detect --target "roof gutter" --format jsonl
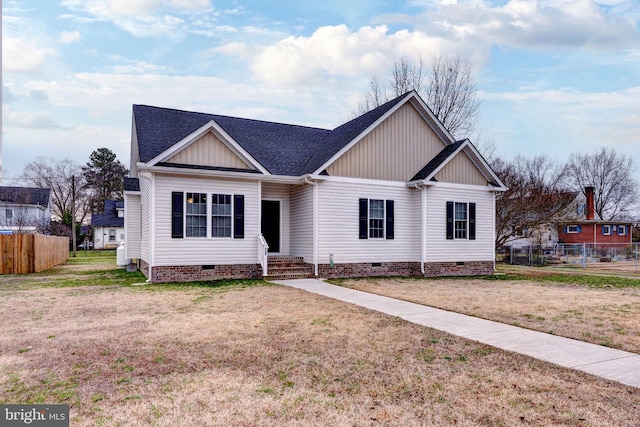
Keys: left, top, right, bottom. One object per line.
{"left": 136, "top": 163, "right": 305, "bottom": 184}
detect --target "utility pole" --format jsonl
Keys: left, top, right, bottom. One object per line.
{"left": 72, "top": 175, "right": 76, "bottom": 257}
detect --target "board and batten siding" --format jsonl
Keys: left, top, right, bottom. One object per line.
{"left": 424, "top": 185, "right": 494, "bottom": 262}
{"left": 261, "top": 183, "right": 291, "bottom": 256}
{"left": 124, "top": 194, "right": 141, "bottom": 259}
{"left": 316, "top": 180, "right": 419, "bottom": 264}
{"left": 326, "top": 103, "right": 447, "bottom": 181}
{"left": 151, "top": 174, "right": 259, "bottom": 266}
{"left": 434, "top": 151, "right": 487, "bottom": 186}
{"left": 290, "top": 184, "right": 313, "bottom": 261}
{"left": 166, "top": 131, "right": 250, "bottom": 170}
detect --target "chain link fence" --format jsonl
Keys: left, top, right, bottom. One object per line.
{"left": 504, "top": 243, "right": 639, "bottom": 273}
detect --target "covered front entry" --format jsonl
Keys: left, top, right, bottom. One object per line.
{"left": 261, "top": 200, "right": 280, "bottom": 253}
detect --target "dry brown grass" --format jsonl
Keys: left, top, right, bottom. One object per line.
{"left": 334, "top": 275, "right": 640, "bottom": 354}
{"left": 1, "top": 262, "right": 639, "bottom": 426}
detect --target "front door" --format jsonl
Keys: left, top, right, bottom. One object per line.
{"left": 261, "top": 200, "right": 280, "bottom": 253}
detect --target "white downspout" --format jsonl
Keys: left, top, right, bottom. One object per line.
{"left": 412, "top": 183, "right": 426, "bottom": 275}
{"left": 421, "top": 185, "right": 426, "bottom": 275}
{"left": 305, "top": 177, "right": 319, "bottom": 277}
{"left": 138, "top": 172, "right": 154, "bottom": 282}
{"left": 492, "top": 191, "right": 496, "bottom": 272}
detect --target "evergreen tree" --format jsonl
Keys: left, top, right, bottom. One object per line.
{"left": 82, "top": 148, "right": 128, "bottom": 213}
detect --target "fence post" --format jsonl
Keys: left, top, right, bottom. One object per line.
{"left": 636, "top": 243, "right": 638, "bottom": 273}
{"left": 529, "top": 245, "right": 533, "bottom": 266}
{"left": 582, "top": 242, "right": 586, "bottom": 269}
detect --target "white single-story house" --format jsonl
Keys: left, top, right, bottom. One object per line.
{"left": 124, "top": 91, "right": 507, "bottom": 282}
{"left": 91, "top": 200, "right": 125, "bottom": 249}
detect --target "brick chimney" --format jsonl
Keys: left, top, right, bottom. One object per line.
{"left": 585, "top": 186, "right": 595, "bottom": 220}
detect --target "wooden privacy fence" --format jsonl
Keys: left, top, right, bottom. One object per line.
{"left": 1, "top": 234, "right": 69, "bottom": 274}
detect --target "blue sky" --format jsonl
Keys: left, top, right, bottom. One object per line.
{"left": 2, "top": 0, "right": 639, "bottom": 186}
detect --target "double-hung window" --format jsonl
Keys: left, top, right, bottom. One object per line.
{"left": 5, "top": 209, "right": 12, "bottom": 219}
{"left": 211, "top": 194, "right": 232, "bottom": 238}
{"left": 446, "top": 201, "right": 476, "bottom": 240}
{"left": 186, "top": 193, "right": 207, "bottom": 237}
{"left": 602, "top": 224, "right": 611, "bottom": 235}
{"left": 359, "top": 198, "right": 394, "bottom": 240}
{"left": 172, "top": 192, "right": 244, "bottom": 239}
{"left": 368, "top": 199, "right": 385, "bottom": 238}
{"left": 454, "top": 202, "right": 468, "bottom": 239}
{"left": 618, "top": 225, "right": 626, "bottom": 236}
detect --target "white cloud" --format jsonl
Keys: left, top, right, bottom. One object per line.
{"left": 219, "top": 25, "right": 455, "bottom": 86}
{"left": 2, "top": 38, "right": 57, "bottom": 73}
{"left": 59, "top": 30, "right": 81, "bottom": 44}
{"left": 105, "top": 0, "right": 163, "bottom": 16}
{"left": 168, "top": 0, "right": 211, "bottom": 10}
{"left": 427, "top": 0, "right": 640, "bottom": 50}
{"left": 4, "top": 110, "right": 67, "bottom": 129}
{"left": 61, "top": 0, "right": 214, "bottom": 38}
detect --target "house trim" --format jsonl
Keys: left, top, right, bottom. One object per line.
{"left": 137, "top": 163, "right": 302, "bottom": 184}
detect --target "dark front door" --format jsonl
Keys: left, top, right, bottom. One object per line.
{"left": 261, "top": 200, "right": 280, "bottom": 253}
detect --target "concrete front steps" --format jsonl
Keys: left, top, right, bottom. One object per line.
{"left": 262, "top": 256, "right": 315, "bottom": 280}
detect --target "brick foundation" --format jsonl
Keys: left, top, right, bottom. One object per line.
{"left": 137, "top": 259, "right": 495, "bottom": 282}
{"left": 423, "top": 261, "right": 494, "bottom": 276}
{"left": 138, "top": 259, "right": 259, "bottom": 283}
{"left": 318, "top": 261, "right": 421, "bottom": 278}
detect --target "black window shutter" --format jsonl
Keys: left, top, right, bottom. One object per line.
{"left": 469, "top": 202, "right": 476, "bottom": 240}
{"left": 385, "top": 200, "right": 394, "bottom": 240}
{"left": 446, "top": 201, "right": 454, "bottom": 240}
{"left": 171, "top": 192, "right": 184, "bottom": 238}
{"left": 359, "top": 198, "right": 368, "bottom": 239}
{"left": 234, "top": 195, "right": 244, "bottom": 239}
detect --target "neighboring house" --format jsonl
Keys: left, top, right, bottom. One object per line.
{"left": 124, "top": 91, "right": 507, "bottom": 283}
{"left": 0, "top": 186, "right": 51, "bottom": 233}
{"left": 505, "top": 191, "right": 579, "bottom": 249}
{"left": 91, "top": 200, "right": 125, "bottom": 249}
{"left": 557, "top": 186, "right": 634, "bottom": 246}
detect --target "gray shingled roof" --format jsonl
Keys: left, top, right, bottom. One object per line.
{"left": 133, "top": 93, "right": 412, "bottom": 177}
{"left": 91, "top": 200, "right": 124, "bottom": 227}
{"left": 410, "top": 140, "right": 466, "bottom": 182}
{"left": 123, "top": 177, "right": 140, "bottom": 192}
{"left": 0, "top": 186, "right": 50, "bottom": 207}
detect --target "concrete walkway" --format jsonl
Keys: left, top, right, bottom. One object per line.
{"left": 272, "top": 278, "right": 640, "bottom": 389}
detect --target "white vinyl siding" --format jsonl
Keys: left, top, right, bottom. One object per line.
{"left": 290, "top": 184, "right": 313, "bottom": 261}
{"left": 425, "top": 185, "right": 494, "bottom": 262}
{"left": 152, "top": 174, "right": 258, "bottom": 266}
{"left": 261, "top": 183, "right": 291, "bottom": 256}
{"left": 316, "top": 180, "right": 418, "bottom": 264}
{"left": 124, "top": 194, "right": 141, "bottom": 259}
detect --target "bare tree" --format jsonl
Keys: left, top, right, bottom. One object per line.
{"left": 494, "top": 155, "right": 570, "bottom": 248}
{"left": 19, "top": 157, "right": 90, "bottom": 224}
{"left": 563, "top": 147, "right": 639, "bottom": 220}
{"left": 390, "top": 55, "right": 426, "bottom": 97}
{"left": 424, "top": 54, "right": 480, "bottom": 138}
{"left": 357, "top": 53, "right": 480, "bottom": 138}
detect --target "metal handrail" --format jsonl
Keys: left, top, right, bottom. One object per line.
{"left": 258, "top": 234, "right": 269, "bottom": 276}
